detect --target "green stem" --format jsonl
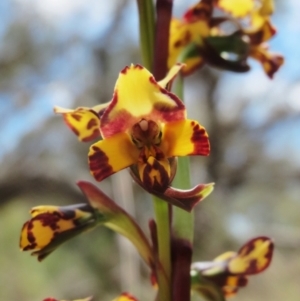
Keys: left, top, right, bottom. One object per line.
{"left": 172, "top": 75, "right": 194, "bottom": 242}
{"left": 136, "top": 0, "right": 155, "bottom": 70}
{"left": 153, "top": 196, "right": 171, "bottom": 301}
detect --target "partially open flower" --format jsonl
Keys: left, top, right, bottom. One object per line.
{"left": 20, "top": 204, "right": 102, "bottom": 261}
{"left": 20, "top": 182, "right": 155, "bottom": 268}
{"left": 191, "top": 236, "right": 274, "bottom": 300}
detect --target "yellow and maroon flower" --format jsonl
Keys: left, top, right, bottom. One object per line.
{"left": 55, "top": 64, "right": 212, "bottom": 211}
{"left": 20, "top": 203, "right": 101, "bottom": 261}
{"left": 191, "top": 236, "right": 274, "bottom": 299}
{"left": 168, "top": 0, "right": 283, "bottom": 78}
{"left": 88, "top": 64, "right": 209, "bottom": 189}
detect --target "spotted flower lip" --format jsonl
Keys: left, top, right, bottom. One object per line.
{"left": 191, "top": 236, "right": 274, "bottom": 298}
{"left": 168, "top": 0, "right": 283, "bottom": 78}
{"left": 130, "top": 162, "right": 214, "bottom": 212}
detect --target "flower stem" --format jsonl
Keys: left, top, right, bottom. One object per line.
{"left": 153, "top": 196, "right": 171, "bottom": 301}
{"left": 153, "top": 0, "right": 173, "bottom": 80}
{"left": 171, "top": 75, "right": 193, "bottom": 301}
{"left": 172, "top": 75, "right": 194, "bottom": 242}
{"left": 136, "top": 0, "right": 155, "bottom": 70}
{"left": 138, "top": 1, "right": 173, "bottom": 300}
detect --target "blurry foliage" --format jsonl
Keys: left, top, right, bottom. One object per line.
{"left": 0, "top": 0, "right": 300, "bottom": 300}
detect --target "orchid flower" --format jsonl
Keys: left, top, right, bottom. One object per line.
{"left": 168, "top": 0, "right": 283, "bottom": 78}
{"left": 55, "top": 64, "right": 213, "bottom": 212}
{"left": 20, "top": 203, "right": 101, "bottom": 261}
{"left": 191, "top": 236, "right": 274, "bottom": 300}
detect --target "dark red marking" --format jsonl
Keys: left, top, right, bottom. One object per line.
{"left": 174, "top": 30, "right": 191, "bottom": 48}
{"left": 191, "top": 124, "right": 210, "bottom": 156}
{"left": 134, "top": 64, "right": 143, "bottom": 70}
{"left": 149, "top": 76, "right": 157, "bottom": 85}
{"left": 245, "top": 259, "right": 260, "bottom": 274}
{"left": 82, "top": 129, "right": 100, "bottom": 142}
{"left": 142, "top": 158, "right": 170, "bottom": 192}
{"left": 87, "top": 118, "right": 98, "bottom": 130}
{"left": 120, "top": 66, "right": 129, "bottom": 74}
{"left": 63, "top": 115, "right": 80, "bottom": 136}
{"left": 89, "top": 146, "right": 114, "bottom": 181}
{"left": 71, "top": 113, "right": 82, "bottom": 121}
{"left": 27, "top": 230, "right": 36, "bottom": 244}
{"left": 100, "top": 91, "right": 118, "bottom": 129}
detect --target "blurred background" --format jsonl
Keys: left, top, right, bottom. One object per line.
{"left": 0, "top": 0, "right": 299, "bottom": 300}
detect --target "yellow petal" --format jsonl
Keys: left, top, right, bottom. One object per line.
{"left": 246, "top": 16, "right": 276, "bottom": 42}
{"left": 168, "top": 18, "right": 209, "bottom": 70}
{"left": 20, "top": 215, "right": 75, "bottom": 251}
{"left": 30, "top": 205, "right": 60, "bottom": 217}
{"left": 161, "top": 119, "right": 210, "bottom": 158}
{"left": 88, "top": 132, "right": 140, "bottom": 182}
{"left": 228, "top": 237, "right": 274, "bottom": 275}
{"left": 213, "top": 251, "right": 236, "bottom": 262}
{"left": 222, "top": 286, "right": 239, "bottom": 297}
{"left": 259, "top": 0, "right": 274, "bottom": 16}
{"left": 158, "top": 63, "right": 184, "bottom": 89}
{"left": 182, "top": 56, "right": 205, "bottom": 76}
{"left": 250, "top": 45, "right": 284, "bottom": 78}
{"left": 100, "top": 65, "right": 186, "bottom": 138}
{"left": 54, "top": 103, "right": 109, "bottom": 142}
{"left": 216, "top": 0, "right": 255, "bottom": 18}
